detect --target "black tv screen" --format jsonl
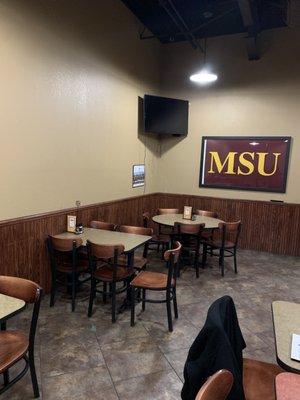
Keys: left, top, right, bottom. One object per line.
{"left": 144, "top": 94, "right": 189, "bottom": 136}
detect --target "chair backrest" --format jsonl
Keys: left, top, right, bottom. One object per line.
{"left": 174, "top": 222, "right": 205, "bottom": 235}
{"left": 90, "top": 220, "right": 116, "bottom": 231}
{"left": 195, "top": 370, "right": 233, "bottom": 400}
{"left": 0, "top": 276, "right": 42, "bottom": 351}
{"left": 119, "top": 225, "right": 153, "bottom": 236}
{"left": 218, "top": 221, "right": 242, "bottom": 247}
{"left": 48, "top": 236, "right": 83, "bottom": 252}
{"left": 164, "top": 241, "right": 182, "bottom": 286}
{"left": 157, "top": 208, "right": 179, "bottom": 215}
{"left": 196, "top": 210, "right": 218, "bottom": 219}
{"left": 87, "top": 241, "right": 124, "bottom": 260}
{"left": 86, "top": 241, "right": 125, "bottom": 282}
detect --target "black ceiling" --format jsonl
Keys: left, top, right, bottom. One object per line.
{"left": 121, "top": 0, "right": 288, "bottom": 59}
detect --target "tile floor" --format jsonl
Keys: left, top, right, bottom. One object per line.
{"left": 2, "top": 249, "right": 300, "bottom": 399}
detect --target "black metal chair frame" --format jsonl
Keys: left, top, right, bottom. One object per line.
{"left": 202, "top": 222, "right": 241, "bottom": 277}
{"left": 171, "top": 223, "right": 204, "bottom": 278}
{"left": 142, "top": 213, "right": 170, "bottom": 258}
{"left": 87, "top": 243, "right": 134, "bottom": 323}
{"left": 0, "top": 286, "right": 42, "bottom": 398}
{"left": 47, "top": 236, "right": 90, "bottom": 312}
{"left": 130, "top": 252, "right": 179, "bottom": 332}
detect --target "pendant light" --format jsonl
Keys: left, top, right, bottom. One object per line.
{"left": 189, "top": 38, "right": 218, "bottom": 85}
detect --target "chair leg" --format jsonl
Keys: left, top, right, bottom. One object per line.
{"left": 202, "top": 243, "right": 207, "bottom": 268}
{"left": 50, "top": 271, "right": 56, "bottom": 307}
{"left": 173, "top": 287, "right": 178, "bottom": 319}
{"left": 166, "top": 291, "right": 173, "bottom": 332}
{"left": 142, "top": 289, "right": 146, "bottom": 311}
{"left": 220, "top": 250, "right": 225, "bottom": 277}
{"left": 29, "top": 350, "right": 39, "bottom": 398}
{"left": 103, "top": 282, "right": 107, "bottom": 303}
{"left": 111, "top": 283, "right": 116, "bottom": 323}
{"left": 194, "top": 249, "right": 200, "bottom": 278}
{"left": 234, "top": 250, "right": 238, "bottom": 274}
{"left": 71, "top": 272, "right": 76, "bottom": 312}
{"left": 130, "top": 286, "right": 135, "bottom": 327}
{"left": 3, "top": 370, "right": 9, "bottom": 386}
{"left": 88, "top": 278, "right": 96, "bottom": 317}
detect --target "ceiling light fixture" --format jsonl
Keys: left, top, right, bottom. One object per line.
{"left": 190, "top": 38, "right": 218, "bottom": 85}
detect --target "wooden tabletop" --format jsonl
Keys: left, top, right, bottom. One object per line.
{"left": 0, "top": 293, "right": 25, "bottom": 323}
{"left": 272, "top": 301, "right": 300, "bottom": 373}
{"left": 275, "top": 372, "right": 300, "bottom": 399}
{"left": 152, "top": 213, "right": 223, "bottom": 229}
{"left": 54, "top": 227, "right": 152, "bottom": 253}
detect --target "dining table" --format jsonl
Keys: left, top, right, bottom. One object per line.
{"left": 54, "top": 227, "right": 152, "bottom": 312}
{"left": 272, "top": 300, "right": 300, "bottom": 373}
{"left": 54, "top": 227, "right": 152, "bottom": 267}
{"left": 0, "top": 293, "right": 26, "bottom": 329}
{"left": 152, "top": 213, "right": 223, "bottom": 229}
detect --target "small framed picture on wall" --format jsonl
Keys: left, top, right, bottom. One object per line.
{"left": 132, "top": 164, "right": 145, "bottom": 188}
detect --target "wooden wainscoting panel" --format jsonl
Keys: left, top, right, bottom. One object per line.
{"left": 157, "top": 193, "right": 300, "bottom": 256}
{"left": 0, "top": 192, "right": 299, "bottom": 293}
{"left": 0, "top": 194, "right": 157, "bottom": 292}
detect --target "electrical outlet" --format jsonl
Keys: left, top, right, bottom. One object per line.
{"left": 75, "top": 200, "right": 81, "bottom": 207}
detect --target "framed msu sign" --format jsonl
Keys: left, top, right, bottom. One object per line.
{"left": 199, "top": 136, "right": 291, "bottom": 193}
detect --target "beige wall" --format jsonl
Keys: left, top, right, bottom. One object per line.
{"left": 158, "top": 28, "right": 300, "bottom": 203}
{"left": 1, "top": 2, "right": 299, "bottom": 222}
{"left": 0, "top": 0, "right": 162, "bottom": 220}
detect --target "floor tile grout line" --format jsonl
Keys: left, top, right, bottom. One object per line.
{"left": 94, "top": 331, "right": 121, "bottom": 400}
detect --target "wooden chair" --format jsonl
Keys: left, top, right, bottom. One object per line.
{"left": 195, "top": 209, "right": 219, "bottom": 241}
{"left": 87, "top": 242, "right": 134, "bottom": 323}
{"left": 47, "top": 236, "right": 90, "bottom": 311}
{"left": 142, "top": 212, "right": 170, "bottom": 258}
{"left": 117, "top": 225, "right": 153, "bottom": 271}
{"left": 130, "top": 241, "right": 182, "bottom": 332}
{"left": 157, "top": 208, "right": 180, "bottom": 236}
{"left": 90, "top": 220, "right": 116, "bottom": 231}
{"left": 0, "top": 276, "right": 42, "bottom": 398}
{"left": 195, "top": 369, "right": 233, "bottom": 400}
{"left": 202, "top": 221, "right": 241, "bottom": 277}
{"left": 172, "top": 222, "right": 205, "bottom": 278}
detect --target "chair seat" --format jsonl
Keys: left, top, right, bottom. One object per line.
{"left": 243, "top": 358, "right": 283, "bottom": 400}
{"left": 0, "top": 331, "right": 28, "bottom": 373}
{"left": 201, "top": 230, "right": 213, "bottom": 240}
{"left": 151, "top": 234, "right": 170, "bottom": 244}
{"left": 56, "top": 260, "right": 89, "bottom": 273}
{"left": 130, "top": 271, "right": 174, "bottom": 290}
{"left": 94, "top": 265, "right": 134, "bottom": 282}
{"left": 206, "top": 239, "right": 235, "bottom": 249}
{"left": 118, "top": 255, "right": 148, "bottom": 270}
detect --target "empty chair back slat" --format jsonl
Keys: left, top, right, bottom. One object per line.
{"left": 49, "top": 236, "right": 83, "bottom": 252}
{"left": 218, "top": 221, "right": 242, "bottom": 246}
{"left": 119, "top": 225, "right": 153, "bottom": 236}
{"left": 196, "top": 210, "right": 218, "bottom": 218}
{"left": 157, "top": 208, "right": 179, "bottom": 215}
{"left": 87, "top": 242, "right": 124, "bottom": 260}
{"left": 195, "top": 369, "right": 234, "bottom": 400}
{"left": 0, "top": 276, "right": 41, "bottom": 304}
{"left": 174, "top": 222, "right": 205, "bottom": 235}
{"left": 90, "top": 220, "right": 116, "bottom": 231}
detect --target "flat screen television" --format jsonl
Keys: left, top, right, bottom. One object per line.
{"left": 143, "top": 94, "right": 189, "bottom": 136}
